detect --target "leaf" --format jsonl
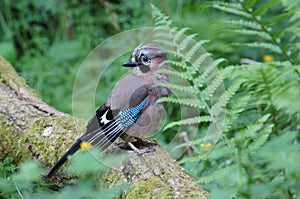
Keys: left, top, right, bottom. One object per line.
{"left": 233, "top": 42, "right": 281, "bottom": 54}
{"left": 157, "top": 97, "right": 205, "bottom": 109}
{"left": 264, "top": 11, "right": 292, "bottom": 26}
{"left": 163, "top": 115, "right": 211, "bottom": 130}
{"left": 225, "top": 19, "right": 260, "bottom": 29}
{"left": 252, "top": 0, "right": 280, "bottom": 16}
{"left": 212, "top": 2, "right": 251, "bottom": 18}
{"left": 229, "top": 29, "right": 272, "bottom": 40}
{"left": 256, "top": 131, "right": 300, "bottom": 175}
{"left": 247, "top": 124, "right": 273, "bottom": 153}
{"left": 156, "top": 82, "right": 199, "bottom": 94}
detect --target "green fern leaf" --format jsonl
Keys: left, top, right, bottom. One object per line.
{"left": 212, "top": 2, "right": 251, "bottom": 18}
{"left": 156, "top": 82, "right": 199, "bottom": 94}
{"left": 157, "top": 97, "right": 206, "bottom": 109}
{"left": 237, "top": 114, "right": 271, "bottom": 143}
{"left": 166, "top": 60, "right": 189, "bottom": 69}
{"left": 211, "top": 78, "right": 245, "bottom": 116}
{"left": 163, "top": 115, "right": 211, "bottom": 131}
{"left": 173, "top": 27, "right": 191, "bottom": 44}
{"left": 197, "top": 165, "right": 238, "bottom": 184}
{"left": 229, "top": 29, "right": 272, "bottom": 40}
{"left": 192, "top": 76, "right": 205, "bottom": 88}
{"left": 156, "top": 68, "right": 193, "bottom": 81}
{"left": 153, "top": 37, "right": 174, "bottom": 48}
{"left": 248, "top": 124, "right": 273, "bottom": 153}
{"left": 178, "top": 34, "right": 200, "bottom": 53}
{"left": 185, "top": 40, "right": 209, "bottom": 62}
{"left": 233, "top": 42, "right": 281, "bottom": 54}
{"left": 264, "top": 12, "right": 292, "bottom": 26}
{"left": 207, "top": 74, "right": 224, "bottom": 97}
{"left": 223, "top": 95, "right": 250, "bottom": 133}
{"left": 201, "top": 58, "right": 225, "bottom": 79}
{"left": 194, "top": 52, "right": 212, "bottom": 69}
{"left": 225, "top": 19, "right": 260, "bottom": 30}
{"left": 252, "top": 0, "right": 280, "bottom": 16}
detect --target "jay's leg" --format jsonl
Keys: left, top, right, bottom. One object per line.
{"left": 118, "top": 134, "right": 156, "bottom": 154}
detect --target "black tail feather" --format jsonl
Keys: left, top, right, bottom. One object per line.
{"left": 47, "top": 139, "right": 82, "bottom": 177}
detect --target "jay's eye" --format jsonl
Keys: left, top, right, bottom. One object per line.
{"left": 141, "top": 55, "right": 151, "bottom": 65}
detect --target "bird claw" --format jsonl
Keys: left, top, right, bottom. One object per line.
{"left": 127, "top": 142, "right": 154, "bottom": 154}
{"left": 116, "top": 138, "right": 156, "bottom": 154}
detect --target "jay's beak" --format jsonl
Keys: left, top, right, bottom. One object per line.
{"left": 122, "top": 60, "right": 139, "bottom": 67}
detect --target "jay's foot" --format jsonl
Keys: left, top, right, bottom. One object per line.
{"left": 127, "top": 142, "right": 154, "bottom": 154}
{"left": 117, "top": 138, "right": 157, "bottom": 154}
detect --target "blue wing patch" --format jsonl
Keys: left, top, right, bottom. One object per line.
{"left": 119, "top": 98, "right": 148, "bottom": 128}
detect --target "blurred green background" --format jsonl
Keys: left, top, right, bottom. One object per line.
{"left": 0, "top": 0, "right": 237, "bottom": 114}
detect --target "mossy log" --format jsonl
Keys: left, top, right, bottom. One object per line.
{"left": 0, "top": 56, "right": 208, "bottom": 198}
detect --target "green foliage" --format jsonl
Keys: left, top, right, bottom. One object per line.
{"left": 0, "top": 157, "right": 16, "bottom": 178}
{"left": 152, "top": 1, "right": 300, "bottom": 198}
{"left": 0, "top": 160, "right": 45, "bottom": 198}
{"left": 212, "top": 1, "right": 300, "bottom": 65}
{"left": 0, "top": 152, "right": 128, "bottom": 199}
{"left": 152, "top": 4, "right": 226, "bottom": 144}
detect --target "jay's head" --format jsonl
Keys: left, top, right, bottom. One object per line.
{"left": 122, "top": 43, "right": 168, "bottom": 73}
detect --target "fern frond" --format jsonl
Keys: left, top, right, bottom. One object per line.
{"left": 233, "top": 42, "right": 281, "bottom": 54}
{"left": 156, "top": 68, "right": 193, "bottom": 81}
{"left": 197, "top": 165, "right": 238, "bottom": 184}
{"left": 229, "top": 29, "right": 272, "bottom": 40}
{"left": 237, "top": 114, "right": 271, "bottom": 143}
{"left": 153, "top": 30, "right": 169, "bottom": 39}
{"left": 151, "top": 5, "right": 172, "bottom": 27}
{"left": 173, "top": 27, "right": 191, "bottom": 45}
{"left": 153, "top": 39, "right": 174, "bottom": 49}
{"left": 166, "top": 60, "right": 189, "bottom": 69}
{"left": 192, "top": 76, "right": 205, "bottom": 88}
{"left": 194, "top": 52, "right": 212, "bottom": 69}
{"left": 207, "top": 74, "right": 224, "bottom": 97}
{"left": 212, "top": 2, "right": 251, "bottom": 18}
{"left": 166, "top": 50, "right": 185, "bottom": 60}
{"left": 225, "top": 19, "right": 260, "bottom": 30}
{"left": 220, "top": 65, "right": 236, "bottom": 79}
{"left": 247, "top": 124, "right": 273, "bottom": 153}
{"left": 155, "top": 82, "right": 199, "bottom": 94}
{"left": 178, "top": 34, "right": 201, "bottom": 53}
{"left": 201, "top": 58, "right": 225, "bottom": 79}
{"left": 223, "top": 95, "right": 250, "bottom": 133}
{"left": 163, "top": 115, "right": 211, "bottom": 130}
{"left": 157, "top": 97, "right": 206, "bottom": 109}
{"left": 184, "top": 40, "right": 209, "bottom": 62}
{"left": 211, "top": 78, "right": 245, "bottom": 116}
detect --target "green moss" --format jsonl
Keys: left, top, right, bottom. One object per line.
{"left": 0, "top": 117, "right": 30, "bottom": 162}
{"left": 125, "top": 176, "right": 172, "bottom": 199}
{"left": 25, "top": 116, "right": 86, "bottom": 165}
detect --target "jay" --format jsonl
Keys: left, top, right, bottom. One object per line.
{"left": 47, "top": 44, "right": 170, "bottom": 177}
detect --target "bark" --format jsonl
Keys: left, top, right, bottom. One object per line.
{"left": 0, "top": 56, "right": 208, "bottom": 198}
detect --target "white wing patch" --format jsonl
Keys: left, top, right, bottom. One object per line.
{"left": 100, "top": 109, "right": 111, "bottom": 125}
